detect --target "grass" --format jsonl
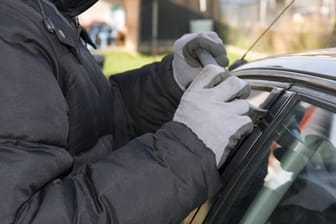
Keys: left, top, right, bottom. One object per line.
{"left": 100, "top": 50, "right": 164, "bottom": 76}
{"left": 100, "top": 49, "right": 243, "bottom": 77}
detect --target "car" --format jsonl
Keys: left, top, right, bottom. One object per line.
{"left": 87, "top": 22, "right": 118, "bottom": 49}
{"left": 182, "top": 48, "right": 336, "bottom": 224}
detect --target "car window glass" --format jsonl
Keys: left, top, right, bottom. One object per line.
{"left": 222, "top": 101, "right": 336, "bottom": 224}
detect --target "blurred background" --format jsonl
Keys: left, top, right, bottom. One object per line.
{"left": 80, "top": 0, "right": 336, "bottom": 75}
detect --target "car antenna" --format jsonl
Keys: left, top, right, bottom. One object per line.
{"left": 228, "top": 0, "right": 296, "bottom": 71}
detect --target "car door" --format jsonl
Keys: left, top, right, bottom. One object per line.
{"left": 182, "top": 77, "right": 293, "bottom": 224}
{"left": 183, "top": 69, "right": 336, "bottom": 224}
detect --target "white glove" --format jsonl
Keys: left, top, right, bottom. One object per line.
{"left": 172, "top": 32, "right": 229, "bottom": 90}
{"left": 173, "top": 65, "right": 254, "bottom": 167}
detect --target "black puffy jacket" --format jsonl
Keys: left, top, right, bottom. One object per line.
{"left": 0, "top": 0, "right": 221, "bottom": 223}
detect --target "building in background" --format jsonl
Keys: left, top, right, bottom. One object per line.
{"left": 79, "top": 0, "right": 221, "bottom": 52}
{"left": 220, "top": 0, "right": 336, "bottom": 28}
{"left": 79, "top": 0, "right": 336, "bottom": 53}
{"left": 123, "top": 0, "right": 221, "bottom": 52}
{"left": 138, "top": 0, "right": 221, "bottom": 52}
{"left": 220, "top": 0, "right": 336, "bottom": 53}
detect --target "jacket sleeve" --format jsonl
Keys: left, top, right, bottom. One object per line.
{"left": 109, "top": 55, "right": 183, "bottom": 139}
{"left": 1, "top": 123, "right": 221, "bottom": 224}
{"left": 0, "top": 10, "right": 221, "bottom": 224}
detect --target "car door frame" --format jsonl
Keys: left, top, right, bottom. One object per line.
{"left": 201, "top": 68, "right": 336, "bottom": 224}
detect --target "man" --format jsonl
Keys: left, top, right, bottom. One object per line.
{"left": 0, "top": 0, "right": 253, "bottom": 223}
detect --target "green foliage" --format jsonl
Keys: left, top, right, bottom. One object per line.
{"left": 217, "top": 20, "right": 242, "bottom": 45}
{"left": 217, "top": 20, "right": 232, "bottom": 44}
{"left": 101, "top": 50, "right": 165, "bottom": 76}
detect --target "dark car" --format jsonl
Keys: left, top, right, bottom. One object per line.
{"left": 183, "top": 48, "right": 336, "bottom": 224}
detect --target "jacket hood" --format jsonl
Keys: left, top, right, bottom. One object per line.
{"left": 51, "top": 0, "right": 98, "bottom": 17}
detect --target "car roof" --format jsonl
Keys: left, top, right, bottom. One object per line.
{"left": 234, "top": 48, "right": 336, "bottom": 81}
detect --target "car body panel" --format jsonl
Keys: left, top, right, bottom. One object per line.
{"left": 235, "top": 48, "right": 336, "bottom": 81}
{"left": 193, "top": 48, "right": 336, "bottom": 224}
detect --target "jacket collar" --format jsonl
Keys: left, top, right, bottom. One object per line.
{"left": 51, "top": 0, "right": 98, "bottom": 17}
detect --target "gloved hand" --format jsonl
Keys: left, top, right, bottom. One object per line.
{"left": 173, "top": 65, "right": 254, "bottom": 167}
{"left": 172, "top": 32, "right": 229, "bottom": 90}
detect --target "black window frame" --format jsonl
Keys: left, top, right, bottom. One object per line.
{"left": 201, "top": 72, "right": 336, "bottom": 224}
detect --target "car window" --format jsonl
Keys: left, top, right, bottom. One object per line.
{"left": 221, "top": 101, "right": 336, "bottom": 224}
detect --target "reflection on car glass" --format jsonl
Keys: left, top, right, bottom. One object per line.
{"left": 184, "top": 101, "right": 336, "bottom": 224}
{"left": 239, "top": 102, "right": 336, "bottom": 224}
